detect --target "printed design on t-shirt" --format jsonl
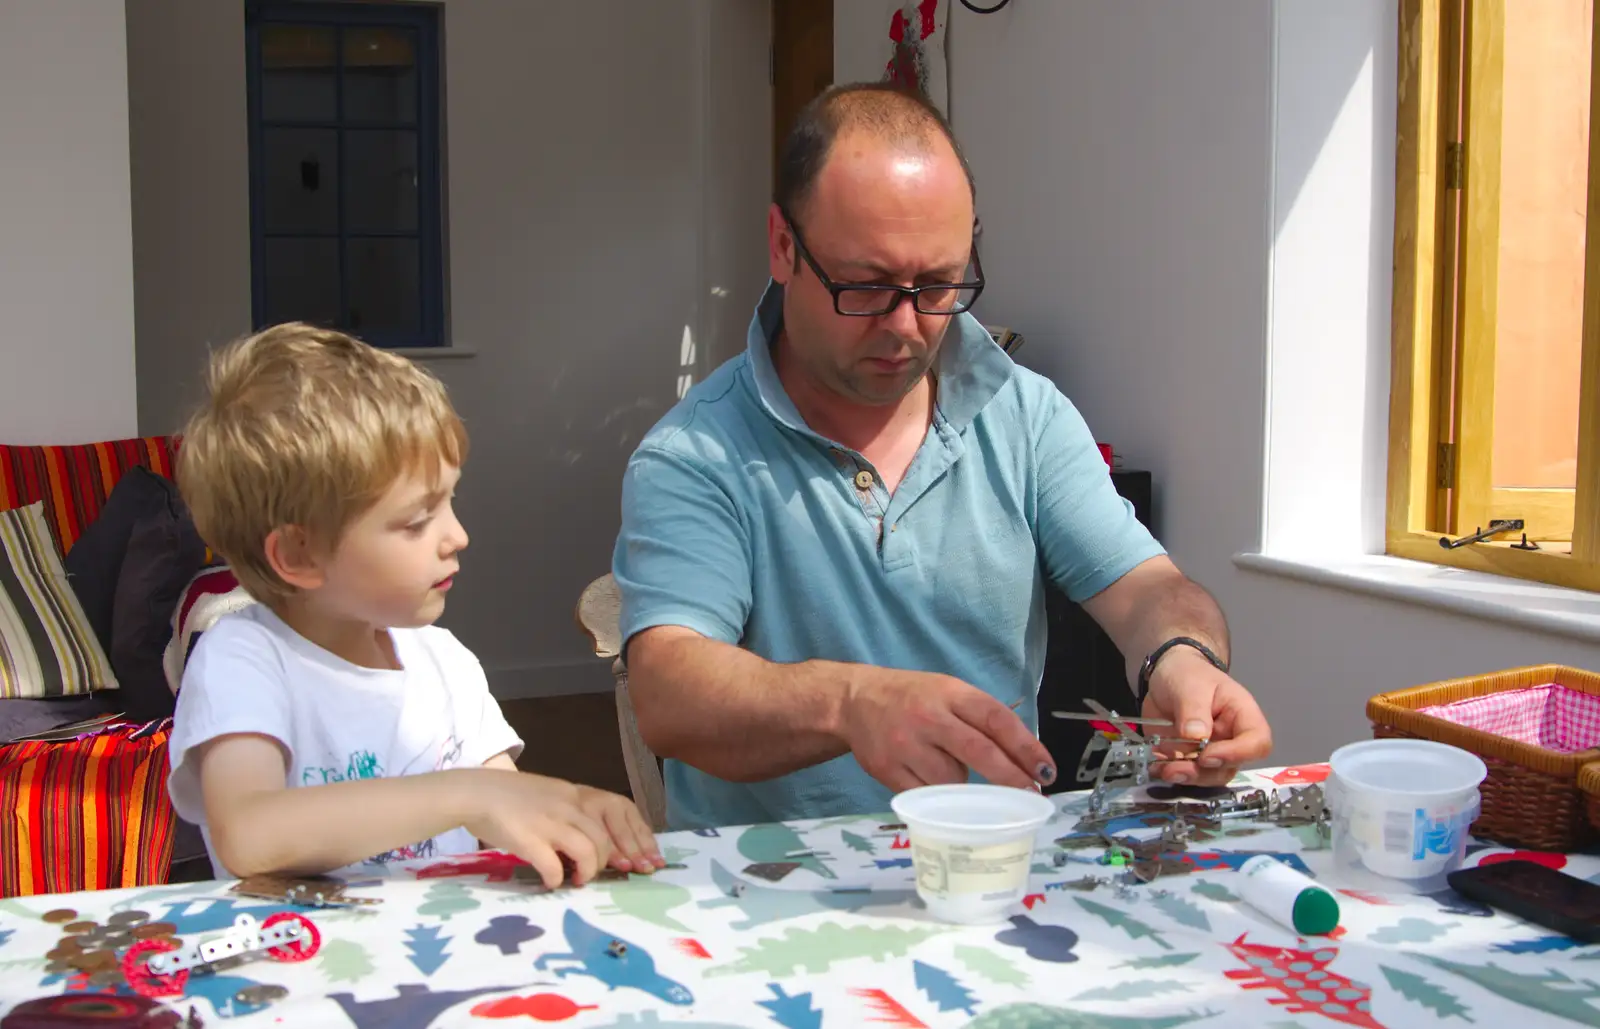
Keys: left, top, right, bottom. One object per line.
{"left": 303, "top": 749, "right": 384, "bottom": 786}
{"left": 351, "top": 733, "right": 464, "bottom": 868}
{"left": 363, "top": 733, "right": 467, "bottom": 866}
{"left": 365, "top": 838, "right": 441, "bottom": 867}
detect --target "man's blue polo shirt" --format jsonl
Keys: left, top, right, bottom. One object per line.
{"left": 612, "top": 282, "right": 1164, "bottom": 830}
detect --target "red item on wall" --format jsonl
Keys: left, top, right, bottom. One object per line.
{"left": 1097, "top": 443, "right": 1114, "bottom": 468}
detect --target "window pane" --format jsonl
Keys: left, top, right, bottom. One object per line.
{"left": 262, "top": 237, "right": 341, "bottom": 327}
{"left": 262, "top": 128, "right": 339, "bottom": 235}
{"left": 1491, "top": 0, "right": 1591, "bottom": 491}
{"left": 260, "top": 24, "right": 336, "bottom": 122}
{"left": 345, "top": 129, "right": 418, "bottom": 234}
{"left": 343, "top": 27, "right": 417, "bottom": 124}
{"left": 347, "top": 238, "right": 420, "bottom": 336}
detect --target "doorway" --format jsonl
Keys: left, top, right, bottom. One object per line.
{"left": 771, "top": 0, "right": 833, "bottom": 180}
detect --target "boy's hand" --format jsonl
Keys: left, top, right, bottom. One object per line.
{"left": 463, "top": 772, "right": 617, "bottom": 887}
{"left": 573, "top": 785, "right": 664, "bottom": 874}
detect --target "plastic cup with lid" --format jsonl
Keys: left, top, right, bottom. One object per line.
{"left": 1326, "top": 738, "right": 1486, "bottom": 893}
{"left": 890, "top": 783, "right": 1056, "bottom": 925}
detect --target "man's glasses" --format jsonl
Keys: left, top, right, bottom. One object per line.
{"left": 782, "top": 209, "right": 985, "bottom": 317}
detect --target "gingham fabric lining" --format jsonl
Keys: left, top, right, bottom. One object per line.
{"left": 1419, "top": 682, "right": 1600, "bottom": 753}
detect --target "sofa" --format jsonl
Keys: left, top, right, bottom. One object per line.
{"left": 0, "top": 434, "right": 228, "bottom": 893}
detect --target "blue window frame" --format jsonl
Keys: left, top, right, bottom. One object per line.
{"left": 245, "top": 0, "right": 445, "bottom": 348}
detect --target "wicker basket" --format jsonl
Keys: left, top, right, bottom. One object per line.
{"left": 1579, "top": 761, "right": 1600, "bottom": 834}
{"left": 1366, "top": 663, "right": 1600, "bottom": 852}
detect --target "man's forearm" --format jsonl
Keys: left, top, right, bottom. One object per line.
{"left": 1118, "top": 574, "right": 1230, "bottom": 688}
{"left": 210, "top": 767, "right": 495, "bottom": 877}
{"left": 625, "top": 629, "right": 856, "bottom": 782}
{"left": 1081, "top": 557, "right": 1230, "bottom": 690}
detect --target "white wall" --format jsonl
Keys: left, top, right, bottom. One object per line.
{"left": 0, "top": 1, "right": 138, "bottom": 445}
{"left": 835, "top": 0, "right": 1600, "bottom": 769}
{"left": 126, "top": 0, "right": 252, "bottom": 438}
{"left": 127, "top": 0, "right": 771, "bottom": 697}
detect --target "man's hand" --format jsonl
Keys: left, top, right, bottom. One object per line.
{"left": 839, "top": 669, "right": 1057, "bottom": 793}
{"left": 573, "top": 785, "right": 665, "bottom": 875}
{"left": 1140, "top": 647, "right": 1272, "bottom": 786}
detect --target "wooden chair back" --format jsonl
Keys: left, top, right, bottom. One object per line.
{"left": 575, "top": 573, "right": 667, "bottom": 831}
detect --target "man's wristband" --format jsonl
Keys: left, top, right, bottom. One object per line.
{"left": 1137, "top": 636, "right": 1228, "bottom": 704}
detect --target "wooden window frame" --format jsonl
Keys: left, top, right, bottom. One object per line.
{"left": 243, "top": 0, "right": 447, "bottom": 349}
{"left": 1386, "top": 0, "right": 1600, "bottom": 591}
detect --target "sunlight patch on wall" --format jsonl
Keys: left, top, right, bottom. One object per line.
{"left": 677, "top": 324, "right": 697, "bottom": 399}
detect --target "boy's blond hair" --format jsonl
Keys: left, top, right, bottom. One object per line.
{"left": 177, "top": 323, "right": 468, "bottom": 605}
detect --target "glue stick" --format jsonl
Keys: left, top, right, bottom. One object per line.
{"left": 1236, "top": 855, "right": 1340, "bottom": 935}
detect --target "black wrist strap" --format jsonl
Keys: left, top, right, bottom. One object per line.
{"left": 1137, "top": 636, "right": 1228, "bottom": 704}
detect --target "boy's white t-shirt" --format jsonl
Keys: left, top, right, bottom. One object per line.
{"left": 166, "top": 604, "right": 524, "bottom": 880}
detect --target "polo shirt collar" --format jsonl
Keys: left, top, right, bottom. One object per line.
{"left": 744, "top": 280, "right": 1010, "bottom": 439}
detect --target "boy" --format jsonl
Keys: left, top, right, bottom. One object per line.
{"left": 166, "top": 323, "right": 662, "bottom": 887}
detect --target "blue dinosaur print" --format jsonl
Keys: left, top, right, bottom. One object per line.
{"left": 532, "top": 909, "right": 694, "bottom": 1006}
{"left": 1177, "top": 851, "right": 1313, "bottom": 876}
{"left": 698, "top": 860, "right": 913, "bottom": 930}
{"left": 178, "top": 974, "right": 277, "bottom": 1019}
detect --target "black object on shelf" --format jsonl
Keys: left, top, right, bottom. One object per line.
{"left": 1037, "top": 468, "right": 1153, "bottom": 795}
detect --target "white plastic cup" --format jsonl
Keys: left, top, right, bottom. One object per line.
{"left": 1326, "top": 739, "right": 1486, "bottom": 892}
{"left": 890, "top": 783, "right": 1056, "bottom": 925}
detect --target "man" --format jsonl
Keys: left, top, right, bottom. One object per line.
{"left": 612, "top": 83, "right": 1271, "bottom": 830}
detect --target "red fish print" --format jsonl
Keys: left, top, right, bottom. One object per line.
{"left": 470, "top": 993, "right": 597, "bottom": 1021}
{"left": 1270, "top": 764, "right": 1331, "bottom": 785}
{"left": 673, "top": 938, "right": 712, "bottom": 960}
{"left": 414, "top": 850, "right": 529, "bottom": 882}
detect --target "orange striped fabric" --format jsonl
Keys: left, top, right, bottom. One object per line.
{"left": 0, "top": 722, "right": 176, "bottom": 896}
{"left": 0, "top": 436, "right": 183, "bottom": 894}
{"left": 0, "top": 436, "right": 179, "bottom": 557}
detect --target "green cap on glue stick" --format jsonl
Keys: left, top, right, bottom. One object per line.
{"left": 1237, "top": 854, "right": 1340, "bottom": 935}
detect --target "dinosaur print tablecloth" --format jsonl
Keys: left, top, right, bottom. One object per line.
{"left": 5, "top": 765, "right": 1600, "bottom": 1027}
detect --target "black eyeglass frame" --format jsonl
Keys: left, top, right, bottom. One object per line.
{"left": 780, "top": 207, "right": 986, "bottom": 317}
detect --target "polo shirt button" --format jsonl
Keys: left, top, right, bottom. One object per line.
{"left": 854, "top": 470, "right": 875, "bottom": 490}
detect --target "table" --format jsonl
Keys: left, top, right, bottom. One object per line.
{"left": 3, "top": 764, "right": 1600, "bottom": 1028}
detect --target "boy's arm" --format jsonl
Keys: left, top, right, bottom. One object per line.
{"left": 198, "top": 733, "right": 603, "bottom": 881}
{"left": 475, "top": 748, "right": 663, "bottom": 871}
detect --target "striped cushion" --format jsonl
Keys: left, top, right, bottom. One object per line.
{"left": 0, "top": 436, "right": 179, "bottom": 558}
{"left": 0, "top": 501, "right": 118, "bottom": 699}
{"left": 0, "top": 721, "right": 176, "bottom": 895}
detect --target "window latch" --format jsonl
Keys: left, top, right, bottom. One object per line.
{"left": 1439, "top": 518, "right": 1538, "bottom": 550}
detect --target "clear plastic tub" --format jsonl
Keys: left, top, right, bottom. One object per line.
{"left": 890, "top": 783, "right": 1055, "bottom": 924}
{"left": 1327, "top": 738, "right": 1486, "bottom": 893}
